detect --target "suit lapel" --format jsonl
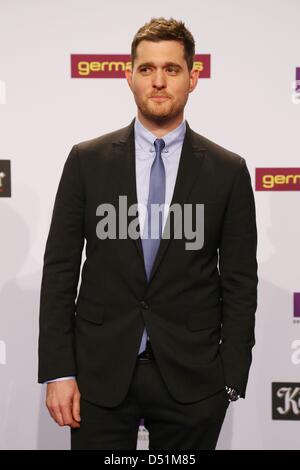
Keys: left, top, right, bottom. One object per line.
{"left": 111, "top": 118, "right": 207, "bottom": 285}
{"left": 112, "top": 118, "right": 144, "bottom": 262}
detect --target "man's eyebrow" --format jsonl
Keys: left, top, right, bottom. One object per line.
{"left": 137, "top": 62, "right": 183, "bottom": 70}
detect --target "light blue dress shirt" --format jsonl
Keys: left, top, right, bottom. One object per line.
{"left": 46, "top": 115, "right": 187, "bottom": 383}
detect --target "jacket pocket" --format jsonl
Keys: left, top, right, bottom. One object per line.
{"left": 76, "top": 298, "right": 104, "bottom": 325}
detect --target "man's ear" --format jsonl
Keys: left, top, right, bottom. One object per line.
{"left": 189, "top": 68, "right": 199, "bottom": 93}
{"left": 125, "top": 68, "right": 133, "bottom": 91}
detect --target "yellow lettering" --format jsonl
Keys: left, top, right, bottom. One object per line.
{"left": 274, "top": 175, "right": 286, "bottom": 184}
{"left": 262, "top": 175, "right": 274, "bottom": 189}
{"left": 90, "top": 61, "right": 101, "bottom": 72}
{"left": 262, "top": 173, "right": 300, "bottom": 188}
{"left": 78, "top": 61, "right": 90, "bottom": 76}
{"left": 286, "top": 174, "right": 300, "bottom": 184}
{"left": 109, "top": 62, "right": 125, "bottom": 71}
{"left": 193, "top": 61, "right": 204, "bottom": 72}
{"left": 101, "top": 61, "right": 109, "bottom": 70}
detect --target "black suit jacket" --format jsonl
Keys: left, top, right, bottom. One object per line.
{"left": 38, "top": 117, "right": 258, "bottom": 407}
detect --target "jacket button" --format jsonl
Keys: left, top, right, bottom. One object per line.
{"left": 140, "top": 300, "right": 149, "bottom": 309}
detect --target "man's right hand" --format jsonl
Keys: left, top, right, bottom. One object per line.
{"left": 46, "top": 379, "right": 81, "bottom": 428}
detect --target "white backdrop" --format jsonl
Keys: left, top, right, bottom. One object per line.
{"left": 0, "top": 0, "right": 299, "bottom": 450}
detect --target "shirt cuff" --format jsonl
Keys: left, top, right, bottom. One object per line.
{"left": 45, "top": 376, "right": 76, "bottom": 384}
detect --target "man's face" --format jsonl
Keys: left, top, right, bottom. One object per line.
{"left": 125, "top": 40, "right": 199, "bottom": 123}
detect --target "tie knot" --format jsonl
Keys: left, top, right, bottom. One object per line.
{"left": 154, "top": 138, "right": 165, "bottom": 154}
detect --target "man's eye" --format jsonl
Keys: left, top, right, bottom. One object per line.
{"left": 140, "top": 67, "right": 178, "bottom": 73}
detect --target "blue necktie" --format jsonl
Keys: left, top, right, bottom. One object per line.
{"left": 138, "top": 138, "right": 166, "bottom": 354}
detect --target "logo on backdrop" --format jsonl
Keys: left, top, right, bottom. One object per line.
{"left": 272, "top": 383, "right": 300, "bottom": 420}
{"left": 70, "top": 54, "right": 211, "bottom": 78}
{"left": 0, "top": 160, "right": 11, "bottom": 197}
{"left": 291, "top": 67, "right": 300, "bottom": 104}
{"left": 291, "top": 340, "right": 300, "bottom": 365}
{"left": 256, "top": 168, "right": 300, "bottom": 191}
{"left": 0, "top": 340, "right": 6, "bottom": 365}
{"left": 294, "top": 292, "right": 300, "bottom": 324}
{"left": 0, "top": 80, "right": 6, "bottom": 104}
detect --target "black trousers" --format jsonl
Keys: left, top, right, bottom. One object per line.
{"left": 71, "top": 355, "right": 229, "bottom": 450}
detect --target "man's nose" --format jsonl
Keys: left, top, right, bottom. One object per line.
{"left": 152, "top": 70, "right": 166, "bottom": 88}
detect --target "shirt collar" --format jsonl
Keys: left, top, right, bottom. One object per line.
{"left": 134, "top": 115, "right": 186, "bottom": 158}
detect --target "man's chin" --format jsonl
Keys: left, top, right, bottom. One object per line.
{"left": 143, "top": 107, "right": 173, "bottom": 122}
{"left": 138, "top": 101, "right": 182, "bottom": 123}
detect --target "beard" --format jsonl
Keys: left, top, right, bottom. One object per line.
{"left": 135, "top": 94, "right": 187, "bottom": 124}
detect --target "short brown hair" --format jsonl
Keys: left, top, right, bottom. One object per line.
{"left": 131, "top": 17, "right": 195, "bottom": 72}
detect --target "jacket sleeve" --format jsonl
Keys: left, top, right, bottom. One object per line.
{"left": 219, "top": 157, "right": 258, "bottom": 398}
{"left": 38, "top": 145, "right": 85, "bottom": 383}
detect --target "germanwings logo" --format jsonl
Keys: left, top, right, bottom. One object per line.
{"left": 71, "top": 54, "right": 211, "bottom": 78}
{"left": 256, "top": 168, "right": 300, "bottom": 191}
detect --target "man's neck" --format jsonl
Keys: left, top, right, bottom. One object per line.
{"left": 137, "top": 111, "right": 184, "bottom": 138}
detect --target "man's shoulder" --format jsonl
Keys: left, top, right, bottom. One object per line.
{"left": 189, "top": 126, "right": 245, "bottom": 170}
{"left": 74, "top": 120, "right": 133, "bottom": 153}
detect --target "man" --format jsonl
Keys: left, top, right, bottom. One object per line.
{"left": 38, "top": 17, "right": 258, "bottom": 450}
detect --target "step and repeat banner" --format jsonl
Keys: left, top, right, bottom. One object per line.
{"left": 0, "top": 0, "right": 299, "bottom": 450}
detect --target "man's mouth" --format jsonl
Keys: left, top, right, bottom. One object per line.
{"left": 150, "top": 96, "right": 170, "bottom": 101}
